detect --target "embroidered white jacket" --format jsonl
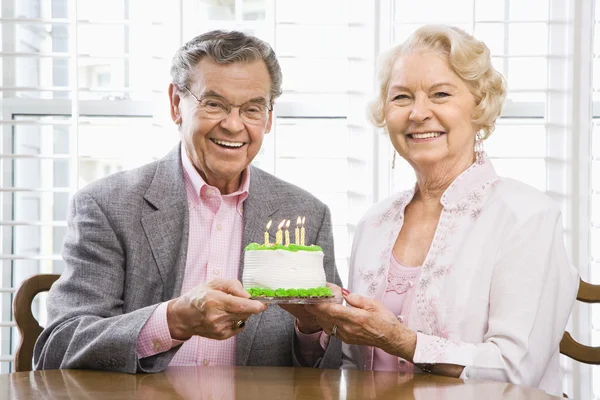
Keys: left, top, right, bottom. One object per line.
{"left": 343, "top": 155, "right": 579, "bottom": 396}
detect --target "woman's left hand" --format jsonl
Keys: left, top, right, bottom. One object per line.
{"left": 306, "top": 292, "right": 417, "bottom": 361}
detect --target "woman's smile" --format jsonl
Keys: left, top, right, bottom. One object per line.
{"left": 406, "top": 132, "right": 447, "bottom": 142}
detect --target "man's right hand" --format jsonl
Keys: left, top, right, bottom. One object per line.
{"left": 166, "top": 278, "right": 267, "bottom": 341}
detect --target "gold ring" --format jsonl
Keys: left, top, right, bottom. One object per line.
{"left": 232, "top": 320, "right": 246, "bottom": 329}
{"left": 331, "top": 324, "right": 338, "bottom": 337}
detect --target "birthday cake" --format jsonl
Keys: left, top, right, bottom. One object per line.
{"left": 242, "top": 218, "right": 333, "bottom": 299}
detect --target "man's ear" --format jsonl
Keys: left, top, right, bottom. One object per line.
{"left": 168, "top": 83, "right": 182, "bottom": 125}
{"left": 265, "top": 110, "right": 273, "bottom": 134}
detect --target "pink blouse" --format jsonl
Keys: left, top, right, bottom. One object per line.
{"left": 373, "top": 253, "right": 421, "bottom": 372}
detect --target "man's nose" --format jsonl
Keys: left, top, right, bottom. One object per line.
{"left": 220, "top": 107, "right": 245, "bottom": 132}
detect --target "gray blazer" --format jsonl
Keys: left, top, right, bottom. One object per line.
{"left": 34, "top": 144, "right": 342, "bottom": 373}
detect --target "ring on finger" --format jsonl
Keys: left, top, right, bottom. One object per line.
{"left": 331, "top": 324, "right": 338, "bottom": 337}
{"left": 232, "top": 319, "right": 246, "bottom": 330}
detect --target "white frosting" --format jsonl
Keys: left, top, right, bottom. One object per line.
{"left": 243, "top": 249, "right": 326, "bottom": 290}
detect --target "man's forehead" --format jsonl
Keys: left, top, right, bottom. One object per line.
{"left": 198, "top": 89, "right": 268, "bottom": 104}
{"left": 190, "top": 59, "right": 270, "bottom": 86}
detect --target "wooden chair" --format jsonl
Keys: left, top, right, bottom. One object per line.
{"left": 560, "top": 278, "right": 600, "bottom": 364}
{"left": 12, "top": 274, "right": 60, "bottom": 372}
{"left": 558, "top": 278, "right": 600, "bottom": 398}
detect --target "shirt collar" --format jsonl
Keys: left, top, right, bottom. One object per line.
{"left": 180, "top": 145, "right": 250, "bottom": 213}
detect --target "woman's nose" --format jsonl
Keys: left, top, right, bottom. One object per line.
{"left": 409, "top": 98, "right": 433, "bottom": 123}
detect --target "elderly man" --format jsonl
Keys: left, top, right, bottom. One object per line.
{"left": 34, "top": 30, "right": 342, "bottom": 372}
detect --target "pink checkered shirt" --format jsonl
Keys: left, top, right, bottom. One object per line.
{"left": 136, "top": 147, "right": 325, "bottom": 366}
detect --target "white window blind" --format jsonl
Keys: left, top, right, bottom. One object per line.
{"left": 590, "top": 2, "right": 600, "bottom": 399}
{"left": 0, "top": 0, "right": 179, "bottom": 372}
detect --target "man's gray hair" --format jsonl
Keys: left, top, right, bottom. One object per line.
{"left": 170, "top": 30, "right": 282, "bottom": 103}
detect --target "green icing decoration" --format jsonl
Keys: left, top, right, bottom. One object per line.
{"left": 245, "top": 286, "right": 333, "bottom": 298}
{"left": 244, "top": 243, "right": 323, "bottom": 252}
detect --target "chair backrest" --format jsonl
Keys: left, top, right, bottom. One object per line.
{"left": 12, "top": 274, "right": 60, "bottom": 372}
{"left": 560, "top": 278, "right": 600, "bottom": 364}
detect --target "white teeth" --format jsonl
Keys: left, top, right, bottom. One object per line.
{"left": 411, "top": 132, "right": 442, "bottom": 139}
{"left": 212, "top": 139, "right": 244, "bottom": 148}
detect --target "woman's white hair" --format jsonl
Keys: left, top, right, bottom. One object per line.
{"left": 368, "top": 25, "right": 507, "bottom": 139}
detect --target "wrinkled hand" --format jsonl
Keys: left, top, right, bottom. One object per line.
{"left": 306, "top": 291, "right": 416, "bottom": 360}
{"left": 279, "top": 284, "right": 343, "bottom": 334}
{"left": 166, "top": 278, "right": 267, "bottom": 341}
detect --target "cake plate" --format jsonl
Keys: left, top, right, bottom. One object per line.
{"left": 250, "top": 295, "right": 343, "bottom": 305}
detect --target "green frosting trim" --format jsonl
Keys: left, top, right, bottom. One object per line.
{"left": 244, "top": 243, "right": 323, "bottom": 252}
{"left": 246, "top": 286, "right": 333, "bottom": 298}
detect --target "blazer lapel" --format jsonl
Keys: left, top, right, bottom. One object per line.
{"left": 141, "top": 145, "right": 189, "bottom": 301}
{"left": 237, "top": 166, "right": 279, "bottom": 365}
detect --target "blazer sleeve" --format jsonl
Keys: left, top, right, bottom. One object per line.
{"left": 292, "top": 203, "right": 342, "bottom": 369}
{"left": 33, "top": 191, "right": 179, "bottom": 373}
{"left": 412, "top": 209, "right": 579, "bottom": 388}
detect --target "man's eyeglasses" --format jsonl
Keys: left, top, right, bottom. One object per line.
{"left": 184, "top": 87, "right": 272, "bottom": 125}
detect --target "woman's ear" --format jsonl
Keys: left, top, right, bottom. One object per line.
{"left": 168, "top": 83, "right": 182, "bottom": 125}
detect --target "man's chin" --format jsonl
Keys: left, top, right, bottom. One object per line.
{"left": 203, "top": 163, "right": 249, "bottom": 188}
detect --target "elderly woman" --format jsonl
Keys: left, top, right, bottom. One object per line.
{"left": 308, "top": 25, "right": 579, "bottom": 396}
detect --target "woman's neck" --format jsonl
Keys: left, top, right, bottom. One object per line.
{"left": 412, "top": 156, "right": 474, "bottom": 206}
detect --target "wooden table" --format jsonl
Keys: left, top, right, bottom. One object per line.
{"left": 1, "top": 366, "right": 562, "bottom": 399}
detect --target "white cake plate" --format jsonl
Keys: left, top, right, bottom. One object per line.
{"left": 250, "top": 295, "right": 343, "bottom": 305}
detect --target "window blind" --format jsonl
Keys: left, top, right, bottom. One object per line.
{"left": 0, "top": 0, "right": 177, "bottom": 372}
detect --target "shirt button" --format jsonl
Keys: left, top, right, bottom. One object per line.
{"left": 203, "top": 359, "right": 210, "bottom": 366}
{"left": 214, "top": 269, "right": 220, "bottom": 275}
{"left": 217, "top": 224, "right": 222, "bottom": 231}
{"left": 396, "top": 315, "right": 404, "bottom": 323}
{"left": 152, "top": 341, "right": 161, "bottom": 351}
